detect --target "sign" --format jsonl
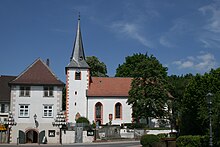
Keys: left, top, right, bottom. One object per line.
{"left": 0, "top": 124, "right": 7, "bottom": 131}
{"left": 48, "top": 130, "right": 55, "bottom": 137}
{"left": 87, "top": 130, "right": 94, "bottom": 136}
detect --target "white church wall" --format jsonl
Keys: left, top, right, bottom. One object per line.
{"left": 87, "top": 97, "right": 132, "bottom": 125}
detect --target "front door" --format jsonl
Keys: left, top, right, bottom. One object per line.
{"left": 26, "top": 130, "right": 38, "bottom": 143}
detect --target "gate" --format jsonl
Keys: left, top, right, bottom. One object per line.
{"left": 75, "top": 127, "right": 83, "bottom": 143}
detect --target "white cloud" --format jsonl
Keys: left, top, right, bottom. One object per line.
{"left": 172, "top": 52, "right": 217, "bottom": 72}
{"left": 110, "top": 21, "right": 152, "bottom": 47}
{"left": 199, "top": 1, "right": 220, "bottom": 33}
{"left": 159, "top": 36, "right": 174, "bottom": 48}
{"left": 198, "top": 1, "right": 220, "bottom": 48}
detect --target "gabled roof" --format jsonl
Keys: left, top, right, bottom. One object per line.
{"left": 0, "top": 75, "right": 16, "bottom": 102}
{"left": 66, "top": 16, "right": 89, "bottom": 69}
{"left": 9, "top": 58, "right": 64, "bottom": 86}
{"left": 87, "top": 77, "right": 132, "bottom": 97}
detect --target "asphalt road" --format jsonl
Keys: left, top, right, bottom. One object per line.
{"left": 0, "top": 141, "right": 141, "bottom": 147}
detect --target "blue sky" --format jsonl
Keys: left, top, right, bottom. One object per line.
{"left": 0, "top": 0, "right": 220, "bottom": 82}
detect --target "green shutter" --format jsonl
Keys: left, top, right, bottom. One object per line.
{"left": 39, "top": 130, "right": 45, "bottom": 144}
{"left": 18, "top": 130, "right": 25, "bottom": 144}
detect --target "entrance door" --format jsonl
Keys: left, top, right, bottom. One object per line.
{"left": 26, "top": 130, "right": 38, "bottom": 143}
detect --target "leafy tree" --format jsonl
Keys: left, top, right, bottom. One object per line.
{"left": 115, "top": 53, "right": 149, "bottom": 77}
{"left": 119, "top": 53, "right": 170, "bottom": 123}
{"left": 86, "top": 56, "right": 108, "bottom": 77}
{"left": 167, "top": 74, "right": 194, "bottom": 133}
{"left": 180, "top": 68, "right": 220, "bottom": 146}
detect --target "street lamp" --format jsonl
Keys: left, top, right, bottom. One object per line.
{"left": 52, "top": 111, "right": 66, "bottom": 144}
{"left": 206, "top": 92, "right": 213, "bottom": 147}
{"left": 3, "top": 111, "right": 17, "bottom": 144}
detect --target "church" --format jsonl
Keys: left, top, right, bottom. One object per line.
{"left": 65, "top": 17, "right": 133, "bottom": 126}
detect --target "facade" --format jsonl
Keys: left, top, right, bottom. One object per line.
{"left": 0, "top": 76, "right": 16, "bottom": 123}
{"left": 65, "top": 17, "right": 133, "bottom": 125}
{"left": 0, "top": 76, "right": 16, "bottom": 143}
{"left": 9, "top": 59, "right": 64, "bottom": 144}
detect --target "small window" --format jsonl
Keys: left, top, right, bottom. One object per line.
{"left": 43, "top": 105, "right": 53, "bottom": 117}
{"left": 75, "top": 71, "right": 81, "bottom": 80}
{"left": 44, "top": 86, "right": 54, "bottom": 97}
{"left": 20, "top": 86, "right": 30, "bottom": 97}
{"left": 19, "top": 104, "right": 29, "bottom": 117}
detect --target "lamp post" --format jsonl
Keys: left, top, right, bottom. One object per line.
{"left": 52, "top": 111, "right": 66, "bottom": 144}
{"left": 4, "top": 111, "right": 17, "bottom": 144}
{"left": 206, "top": 92, "right": 213, "bottom": 147}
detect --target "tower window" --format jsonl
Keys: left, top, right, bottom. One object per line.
{"left": 75, "top": 71, "right": 81, "bottom": 80}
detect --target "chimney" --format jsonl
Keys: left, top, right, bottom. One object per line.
{"left": 46, "top": 58, "right": 50, "bottom": 67}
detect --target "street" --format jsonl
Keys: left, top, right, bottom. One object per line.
{"left": 0, "top": 141, "right": 141, "bottom": 147}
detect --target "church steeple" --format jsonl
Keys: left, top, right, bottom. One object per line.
{"left": 67, "top": 14, "right": 89, "bottom": 69}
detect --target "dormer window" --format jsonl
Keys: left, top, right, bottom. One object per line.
{"left": 79, "top": 56, "right": 83, "bottom": 61}
{"left": 75, "top": 71, "right": 81, "bottom": 80}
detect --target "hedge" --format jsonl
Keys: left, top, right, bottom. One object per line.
{"left": 176, "top": 135, "right": 209, "bottom": 147}
{"left": 140, "top": 134, "right": 160, "bottom": 147}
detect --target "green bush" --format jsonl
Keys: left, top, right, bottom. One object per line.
{"left": 76, "top": 117, "right": 90, "bottom": 124}
{"left": 176, "top": 135, "right": 209, "bottom": 147}
{"left": 140, "top": 134, "right": 160, "bottom": 147}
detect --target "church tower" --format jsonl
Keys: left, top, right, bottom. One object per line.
{"left": 65, "top": 15, "right": 90, "bottom": 123}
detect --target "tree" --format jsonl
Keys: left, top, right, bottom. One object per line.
{"left": 180, "top": 68, "right": 220, "bottom": 145}
{"left": 167, "top": 74, "right": 194, "bottom": 132}
{"left": 115, "top": 53, "right": 149, "bottom": 77}
{"left": 118, "top": 53, "right": 170, "bottom": 123}
{"left": 86, "top": 56, "right": 108, "bottom": 77}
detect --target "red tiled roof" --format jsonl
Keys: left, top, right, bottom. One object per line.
{"left": 10, "top": 58, "right": 64, "bottom": 86}
{"left": 87, "top": 77, "right": 132, "bottom": 97}
{"left": 0, "top": 75, "right": 16, "bottom": 102}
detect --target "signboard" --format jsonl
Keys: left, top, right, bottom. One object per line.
{"left": 0, "top": 124, "right": 7, "bottom": 131}
{"left": 48, "top": 130, "right": 55, "bottom": 137}
{"left": 87, "top": 130, "right": 94, "bottom": 136}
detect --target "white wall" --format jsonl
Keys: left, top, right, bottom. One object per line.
{"left": 10, "top": 85, "right": 63, "bottom": 144}
{"left": 87, "top": 97, "right": 132, "bottom": 125}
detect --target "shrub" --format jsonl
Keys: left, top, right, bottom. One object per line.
{"left": 140, "top": 134, "right": 160, "bottom": 147}
{"left": 76, "top": 117, "right": 90, "bottom": 124}
{"left": 176, "top": 135, "right": 209, "bottom": 147}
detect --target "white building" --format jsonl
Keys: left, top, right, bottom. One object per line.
{"left": 9, "top": 59, "right": 64, "bottom": 144}
{"left": 65, "top": 17, "right": 133, "bottom": 125}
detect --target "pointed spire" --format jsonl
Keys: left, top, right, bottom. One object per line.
{"left": 67, "top": 14, "right": 89, "bottom": 69}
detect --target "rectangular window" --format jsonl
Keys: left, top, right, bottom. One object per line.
{"left": 44, "top": 86, "right": 54, "bottom": 97}
{"left": 75, "top": 72, "right": 81, "bottom": 80}
{"left": 43, "top": 105, "right": 53, "bottom": 117}
{"left": 19, "top": 104, "right": 29, "bottom": 117}
{"left": 20, "top": 86, "right": 30, "bottom": 97}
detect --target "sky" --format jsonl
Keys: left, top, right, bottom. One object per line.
{"left": 0, "top": 0, "right": 220, "bottom": 82}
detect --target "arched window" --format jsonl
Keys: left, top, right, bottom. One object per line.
{"left": 115, "top": 102, "right": 122, "bottom": 119}
{"left": 95, "top": 102, "right": 103, "bottom": 124}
